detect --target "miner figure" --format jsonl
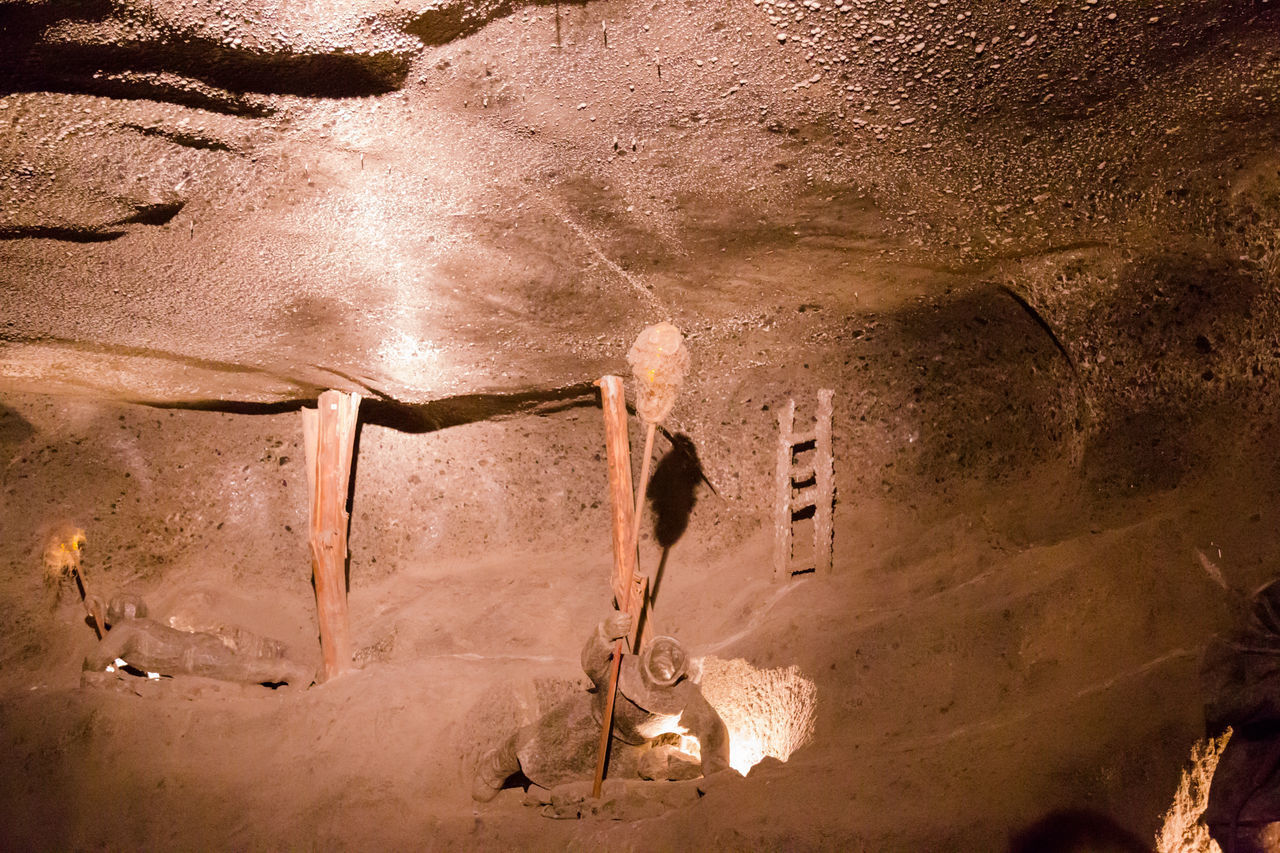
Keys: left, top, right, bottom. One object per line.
{"left": 83, "top": 593, "right": 313, "bottom": 689}
{"left": 472, "top": 611, "right": 732, "bottom": 801}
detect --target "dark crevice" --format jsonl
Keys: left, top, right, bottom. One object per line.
{"left": 27, "top": 40, "right": 412, "bottom": 97}
{"left": 114, "top": 201, "right": 185, "bottom": 227}
{"left": 997, "top": 283, "right": 1076, "bottom": 373}
{"left": 0, "top": 335, "right": 605, "bottom": 430}
{"left": 395, "top": 0, "right": 586, "bottom": 47}
{"left": 354, "top": 384, "right": 603, "bottom": 432}
{"left": 22, "top": 70, "right": 276, "bottom": 116}
{"left": 0, "top": 225, "right": 126, "bottom": 242}
{"left": 150, "top": 383, "right": 603, "bottom": 433}
{"left": 118, "top": 122, "right": 235, "bottom": 152}
{"left": 0, "top": 203, "right": 184, "bottom": 240}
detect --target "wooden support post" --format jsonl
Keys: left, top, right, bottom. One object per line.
{"left": 599, "top": 376, "right": 638, "bottom": 613}
{"left": 593, "top": 376, "right": 643, "bottom": 799}
{"left": 302, "top": 389, "right": 361, "bottom": 682}
{"left": 773, "top": 398, "right": 795, "bottom": 581}
{"left": 814, "top": 389, "right": 835, "bottom": 574}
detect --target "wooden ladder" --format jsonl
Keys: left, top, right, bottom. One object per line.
{"left": 774, "top": 389, "right": 835, "bottom": 581}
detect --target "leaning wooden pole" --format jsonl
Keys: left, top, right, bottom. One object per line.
{"left": 302, "top": 389, "right": 361, "bottom": 682}
{"left": 626, "top": 422, "right": 657, "bottom": 648}
{"left": 631, "top": 424, "right": 656, "bottom": 549}
{"left": 592, "top": 375, "right": 640, "bottom": 799}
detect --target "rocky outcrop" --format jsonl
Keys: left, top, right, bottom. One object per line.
{"left": 0, "top": 0, "right": 575, "bottom": 107}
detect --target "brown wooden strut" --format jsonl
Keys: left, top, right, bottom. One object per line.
{"left": 302, "top": 389, "right": 361, "bottom": 682}
{"left": 592, "top": 376, "right": 645, "bottom": 799}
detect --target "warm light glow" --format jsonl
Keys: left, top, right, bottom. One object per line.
{"left": 1155, "top": 728, "right": 1231, "bottom": 853}
{"left": 650, "top": 656, "right": 818, "bottom": 775}
{"left": 639, "top": 715, "right": 704, "bottom": 766}
{"left": 376, "top": 328, "right": 442, "bottom": 387}
{"left": 636, "top": 712, "right": 685, "bottom": 740}
{"left": 43, "top": 525, "right": 86, "bottom": 580}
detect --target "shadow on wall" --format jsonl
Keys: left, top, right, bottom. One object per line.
{"left": 1104, "top": 252, "right": 1259, "bottom": 365}
{"left": 398, "top": 0, "right": 589, "bottom": 46}
{"left": 1079, "top": 246, "right": 1266, "bottom": 497}
{"left": 890, "top": 283, "right": 1082, "bottom": 483}
{"left": 642, "top": 434, "right": 705, "bottom": 625}
{"left": 1008, "top": 809, "right": 1152, "bottom": 853}
{"left": 647, "top": 433, "right": 704, "bottom": 550}
{"left": 0, "top": 404, "right": 35, "bottom": 467}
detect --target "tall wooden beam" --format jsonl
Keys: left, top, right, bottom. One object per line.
{"left": 814, "top": 389, "right": 835, "bottom": 574}
{"left": 303, "top": 390, "right": 361, "bottom": 682}
{"left": 593, "top": 375, "right": 644, "bottom": 799}
{"left": 599, "top": 376, "right": 638, "bottom": 613}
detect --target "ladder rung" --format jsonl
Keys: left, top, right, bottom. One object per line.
{"left": 793, "top": 485, "right": 818, "bottom": 507}
{"left": 791, "top": 465, "right": 815, "bottom": 483}
{"left": 787, "top": 431, "right": 816, "bottom": 447}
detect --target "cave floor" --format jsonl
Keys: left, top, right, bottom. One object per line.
{"left": 1, "top": 375, "right": 1274, "bottom": 851}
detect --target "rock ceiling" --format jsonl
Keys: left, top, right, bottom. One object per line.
{"left": 0, "top": 0, "right": 1277, "bottom": 416}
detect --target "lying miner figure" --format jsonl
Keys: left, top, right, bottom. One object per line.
{"left": 82, "top": 593, "right": 313, "bottom": 689}
{"left": 472, "top": 611, "right": 732, "bottom": 802}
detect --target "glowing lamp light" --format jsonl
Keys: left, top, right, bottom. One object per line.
{"left": 43, "top": 526, "right": 87, "bottom": 580}
{"left": 647, "top": 657, "right": 817, "bottom": 776}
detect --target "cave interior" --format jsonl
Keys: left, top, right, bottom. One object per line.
{"left": 3, "top": 0, "right": 1280, "bottom": 849}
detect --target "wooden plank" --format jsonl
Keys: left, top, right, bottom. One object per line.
{"left": 598, "top": 376, "right": 637, "bottom": 609}
{"left": 593, "top": 375, "right": 641, "bottom": 798}
{"left": 304, "top": 389, "right": 361, "bottom": 682}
